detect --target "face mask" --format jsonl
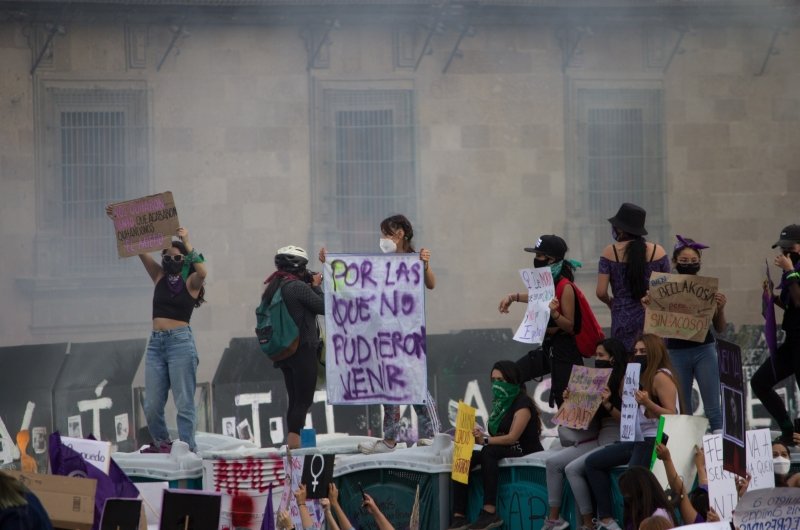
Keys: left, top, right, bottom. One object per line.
{"left": 379, "top": 238, "right": 397, "bottom": 254}
{"left": 491, "top": 380, "right": 519, "bottom": 400}
{"left": 162, "top": 260, "right": 183, "bottom": 275}
{"left": 533, "top": 258, "right": 549, "bottom": 269}
{"left": 632, "top": 355, "right": 648, "bottom": 372}
{"left": 676, "top": 263, "right": 701, "bottom": 275}
{"left": 595, "top": 360, "right": 613, "bottom": 369}
{"left": 774, "top": 456, "right": 791, "bottom": 475}
{"left": 787, "top": 252, "right": 800, "bottom": 266}
{"left": 612, "top": 227, "right": 620, "bottom": 242}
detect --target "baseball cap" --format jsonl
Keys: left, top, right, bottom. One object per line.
{"left": 524, "top": 235, "right": 568, "bottom": 260}
{"left": 772, "top": 224, "right": 800, "bottom": 249}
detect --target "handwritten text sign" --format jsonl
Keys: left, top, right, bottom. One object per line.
{"left": 60, "top": 435, "right": 111, "bottom": 474}
{"left": 110, "top": 192, "right": 180, "bottom": 258}
{"left": 733, "top": 488, "right": 800, "bottom": 530}
{"left": 644, "top": 272, "right": 718, "bottom": 342}
{"left": 717, "top": 339, "right": 746, "bottom": 477}
{"left": 745, "top": 428, "right": 775, "bottom": 491}
{"left": 620, "top": 363, "right": 641, "bottom": 442}
{"left": 324, "top": 254, "right": 427, "bottom": 405}
{"left": 552, "top": 366, "right": 611, "bottom": 430}
{"left": 513, "top": 267, "right": 555, "bottom": 345}
{"left": 451, "top": 401, "right": 477, "bottom": 485}
{"left": 703, "top": 434, "right": 739, "bottom": 521}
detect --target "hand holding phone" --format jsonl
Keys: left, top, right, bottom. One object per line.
{"left": 661, "top": 432, "right": 670, "bottom": 446}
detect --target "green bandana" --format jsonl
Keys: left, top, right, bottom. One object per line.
{"left": 487, "top": 380, "right": 521, "bottom": 436}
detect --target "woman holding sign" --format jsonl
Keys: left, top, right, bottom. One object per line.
{"left": 448, "top": 361, "right": 542, "bottom": 530}
{"left": 319, "top": 215, "right": 440, "bottom": 454}
{"left": 596, "top": 203, "right": 669, "bottom": 353}
{"left": 108, "top": 205, "right": 207, "bottom": 453}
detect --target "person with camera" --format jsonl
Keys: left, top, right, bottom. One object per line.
{"left": 263, "top": 245, "right": 324, "bottom": 449}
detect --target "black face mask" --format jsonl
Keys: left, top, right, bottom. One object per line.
{"left": 595, "top": 360, "right": 613, "bottom": 369}
{"left": 533, "top": 258, "right": 549, "bottom": 269}
{"left": 162, "top": 260, "right": 183, "bottom": 275}
{"left": 632, "top": 355, "right": 648, "bottom": 372}
{"left": 676, "top": 263, "right": 701, "bottom": 275}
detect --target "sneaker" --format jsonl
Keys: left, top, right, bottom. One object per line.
{"left": 542, "top": 518, "right": 569, "bottom": 530}
{"left": 416, "top": 438, "right": 433, "bottom": 447}
{"left": 594, "top": 519, "right": 622, "bottom": 530}
{"left": 358, "top": 439, "right": 396, "bottom": 454}
{"left": 141, "top": 441, "right": 172, "bottom": 454}
{"left": 468, "top": 510, "right": 503, "bottom": 530}
{"left": 447, "top": 515, "right": 470, "bottom": 530}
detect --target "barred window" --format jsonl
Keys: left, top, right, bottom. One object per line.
{"left": 314, "top": 87, "right": 416, "bottom": 253}
{"left": 42, "top": 88, "right": 149, "bottom": 275}
{"left": 569, "top": 87, "right": 666, "bottom": 259}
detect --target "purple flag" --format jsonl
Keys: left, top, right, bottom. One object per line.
{"left": 48, "top": 432, "right": 139, "bottom": 530}
{"left": 260, "top": 482, "right": 275, "bottom": 530}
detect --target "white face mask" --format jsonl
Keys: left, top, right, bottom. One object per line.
{"left": 774, "top": 456, "right": 791, "bottom": 475}
{"left": 379, "top": 238, "right": 397, "bottom": 254}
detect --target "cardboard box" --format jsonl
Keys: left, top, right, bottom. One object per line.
{"left": 6, "top": 471, "right": 96, "bottom": 530}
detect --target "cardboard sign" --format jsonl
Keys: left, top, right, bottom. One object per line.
{"left": 160, "top": 490, "right": 221, "bottom": 530}
{"left": 6, "top": 471, "right": 96, "bottom": 530}
{"left": 552, "top": 366, "right": 612, "bottom": 430}
{"left": 300, "top": 454, "right": 334, "bottom": 499}
{"left": 733, "top": 488, "right": 800, "bottom": 530}
{"left": 703, "top": 434, "right": 739, "bottom": 521}
{"left": 110, "top": 192, "right": 180, "bottom": 258}
{"left": 100, "top": 498, "right": 142, "bottom": 530}
{"left": 513, "top": 267, "right": 555, "bottom": 345}
{"left": 60, "top": 435, "right": 112, "bottom": 474}
{"left": 717, "top": 339, "right": 746, "bottom": 477}
{"left": 620, "top": 363, "right": 641, "bottom": 442}
{"left": 745, "top": 428, "right": 775, "bottom": 491}
{"left": 644, "top": 272, "right": 718, "bottom": 342}
{"left": 452, "top": 401, "right": 477, "bottom": 484}
{"left": 649, "top": 415, "right": 708, "bottom": 490}
{"left": 324, "top": 254, "right": 427, "bottom": 405}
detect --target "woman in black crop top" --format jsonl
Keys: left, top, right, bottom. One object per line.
{"left": 107, "top": 206, "right": 208, "bottom": 453}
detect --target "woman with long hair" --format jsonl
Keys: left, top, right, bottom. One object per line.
{"left": 597, "top": 203, "right": 669, "bottom": 353}
{"left": 264, "top": 245, "right": 324, "bottom": 450}
{"left": 618, "top": 467, "right": 676, "bottom": 530}
{"left": 448, "top": 361, "right": 543, "bottom": 530}
{"left": 542, "top": 338, "right": 628, "bottom": 530}
{"left": 106, "top": 205, "right": 208, "bottom": 452}
{"left": 584, "top": 334, "right": 681, "bottom": 530}
{"left": 499, "top": 235, "right": 584, "bottom": 409}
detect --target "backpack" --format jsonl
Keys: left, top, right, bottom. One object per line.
{"left": 255, "top": 280, "right": 300, "bottom": 361}
{"left": 556, "top": 277, "right": 604, "bottom": 358}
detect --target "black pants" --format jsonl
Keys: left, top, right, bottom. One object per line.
{"left": 750, "top": 333, "right": 800, "bottom": 428}
{"left": 516, "top": 333, "right": 583, "bottom": 408}
{"left": 452, "top": 445, "right": 524, "bottom": 515}
{"left": 277, "top": 344, "right": 318, "bottom": 434}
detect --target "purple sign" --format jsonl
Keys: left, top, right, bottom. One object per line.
{"left": 323, "top": 254, "right": 427, "bottom": 405}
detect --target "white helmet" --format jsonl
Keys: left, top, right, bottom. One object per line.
{"left": 275, "top": 245, "right": 309, "bottom": 270}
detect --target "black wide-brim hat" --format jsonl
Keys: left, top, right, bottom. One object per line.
{"left": 608, "top": 203, "right": 648, "bottom": 236}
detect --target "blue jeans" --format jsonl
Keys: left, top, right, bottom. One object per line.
{"left": 669, "top": 342, "right": 722, "bottom": 431}
{"left": 585, "top": 441, "right": 634, "bottom": 519}
{"left": 145, "top": 326, "right": 198, "bottom": 450}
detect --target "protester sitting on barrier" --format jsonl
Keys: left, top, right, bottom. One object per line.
{"left": 448, "top": 361, "right": 543, "bottom": 530}
{"left": 0, "top": 471, "right": 53, "bottom": 530}
{"left": 658, "top": 235, "right": 726, "bottom": 433}
{"left": 499, "top": 235, "right": 585, "bottom": 409}
{"left": 320, "top": 214, "right": 441, "bottom": 454}
{"left": 655, "top": 443, "right": 722, "bottom": 524}
{"left": 618, "top": 466, "right": 676, "bottom": 529}
{"left": 773, "top": 441, "right": 800, "bottom": 487}
{"left": 542, "top": 337, "right": 628, "bottom": 530}
{"left": 326, "top": 483, "right": 354, "bottom": 530}
{"left": 585, "top": 334, "right": 682, "bottom": 530}
{"left": 597, "top": 203, "right": 670, "bottom": 354}
{"left": 751, "top": 224, "right": 800, "bottom": 446}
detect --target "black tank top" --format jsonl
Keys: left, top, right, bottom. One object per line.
{"left": 152, "top": 276, "right": 196, "bottom": 322}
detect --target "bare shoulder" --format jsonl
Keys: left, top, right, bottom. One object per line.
{"left": 600, "top": 244, "right": 616, "bottom": 260}
{"left": 649, "top": 242, "right": 668, "bottom": 260}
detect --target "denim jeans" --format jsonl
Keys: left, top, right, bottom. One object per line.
{"left": 669, "top": 342, "right": 722, "bottom": 431}
{"left": 145, "top": 326, "right": 198, "bottom": 450}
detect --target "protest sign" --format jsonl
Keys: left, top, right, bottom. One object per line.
{"left": 109, "top": 192, "right": 180, "bottom": 258}
{"left": 762, "top": 260, "right": 778, "bottom": 373}
{"left": 620, "top": 363, "right": 641, "bottom": 442}
{"left": 100, "top": 498, "right": 142, "bottom": 530}
{"left": 324, "top": 254, "right": 427, "bottom": 405}
{"left": 60, "top": 435, "right": 111, "bottom": 474}
{"left": 513, "top": 267, "right": 555, "bottom": 345}
{"left": 733, "top": 488, "right": 800, "bottom": 530}
{"left": 160, "top": 490, "right": 221, "bottom": 530}
{"left": 552, "top": 366, "right": 611, "bottom": 430}
{"left": 281, "top": 456, "right": 323, "bottom": 529}
{"left": 452, "top": 401, "right": 477, "bottom": 484}
{"left": 745, "top": 428, "right": 775, "bottom": 491}
{"left": 703, "top": 434, "right": 738, "bottom": 521}
{"left": 644, "top": 272, "right": 718, "bottom": 342}
{"left": 649, "top": 415, "right": 708, "bottom": 490}
{"left": 300, "top": 454, "right": 334, "bottom": 499}
{"left": 717, "top": 339, "right": 746, "bottom": 477}
{"left": 681, "top": 523, "right": 730, "bottom": 529}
